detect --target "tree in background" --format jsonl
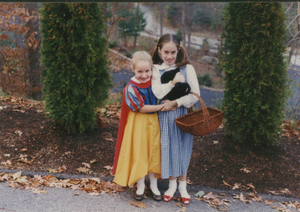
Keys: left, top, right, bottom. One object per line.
{"left": 0, "top": 3, "right": 42, "bottom": 99}
{"left": 166, "top": 2, "right": 225, "bottom": 52}
{"left": 220, "top": 3, "right": 288, "bottom": 146}
{"left": 25, "top": 3, "right": 42, "bottom": 100}
{"left": 104, "top": 2, "right": 134, "bottom": 45}
{"left": 118, "top": 3, "right": 146, "bottom": 47}
{"left": 41, "top": 3, "right": 111, "bottom": 133}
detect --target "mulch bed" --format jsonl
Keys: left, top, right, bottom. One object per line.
{"left": 0, "top": 96, "right": 300, "bottom": 198}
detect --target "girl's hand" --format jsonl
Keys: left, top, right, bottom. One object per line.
{"left": 171, "top": 72, "right": 185, "bottom": 85}
{"left": 156, "top": 104, "right": 165, "bottom": 111}
{"left": 161, "top": 100, "right": 178, "bottom": 111}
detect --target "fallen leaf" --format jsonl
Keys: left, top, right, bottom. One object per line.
{"left": 13, "top": 171, "right": 22, "bottom": 180}
{"left": 223, "top": 180, "right": 231, "bottom": 187}
{"left": 104, "top": 165, "right": 113, "bottom": 170}
{"left": 88, "top": 192, "right": 100, "bottom": 196}
{"left": 128, "top": 200, "right": 146, "bottom": 208}
{"left": 58, "top": 165, "right": 67, "bottom": 173}
{"left": 48, "top": 168, "right": 58, "bottom": 173}
{"left": 194, "top": 191, "right": 205, "bottom": 198}
{"left": 20, "top": 148, "right": 27, "bottom": 152}
{"left": 77, "top": 167, "right": 90, "bottom": 174}
{"left": 1, "top": 160, "right": 12, "bottom": 167}
{"left": 213, "top": 140, "right": 219, "bottom": 144}
{"left": 89, "top": 178, "right": 101, "bottom": 184}
{"left": 90, "top": 159, "right": 97, "bottom": 164}
{"left": 0, "top": 106, "right": 7, "bottom": 111}
{"left": 233, "top": 193, "right": 251, "bottom": 204}
{"left": 248, "top": 193, "right": 262, "bottom": 202}
{"left": 176, "top": 206, "right": 186, "bottom": 212}
{"left": 29, "top": 188, "right": 47, "bottom": 194}
{"left": 186, "top": 178, "right": 193, "bottom": 185}
{"left": 232, "top": 183, "right": 241, "bottom": 190}
{"left": 15, "top": 130, "right": 23, "bottom": 136}
{"left": 240, "top": 168, "right": 251, "bottom": 173}
{"left": 280, "top": 188, "right": 290, "bottom": 194}
{"left": 265, "top": 200, "right": 274, "bottom": 205}
{"left": 174, "top": 203, "right": 182, "bottom": 207}
{"left": 82, "top": 162, "right": 91, "bottom": 168}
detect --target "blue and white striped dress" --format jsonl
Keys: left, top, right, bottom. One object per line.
{"left": 158, "top": 66, "right": 193, "bottom": 179}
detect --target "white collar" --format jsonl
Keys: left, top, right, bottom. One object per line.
{"left": 158, "top": 63, "right": 177, "bottom": 71}
{"left": 131, "top": 76, "right": 150, "bottom": 83}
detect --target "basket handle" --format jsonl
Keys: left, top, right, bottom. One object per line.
{"left": 189, "top": 92, "right": 210, "bottom": 122}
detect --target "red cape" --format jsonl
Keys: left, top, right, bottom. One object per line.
{"left": 112, "top": 79, "right": 152, "bottom": 175}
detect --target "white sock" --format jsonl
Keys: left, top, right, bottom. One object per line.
{"left": 136, "top": 177, "right": 145, "bottom": 195}
{"left": 178, "top": 180, "right": 190, "bottom": 198}
{"left": 164, "top": 179, "right": 177, "bottom": 197}
{"left": 148, "top": 173, "right": 161, "bottom": 195}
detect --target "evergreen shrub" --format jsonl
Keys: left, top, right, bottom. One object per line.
{"left": 220, "top": 3, "right": 288, "bottom": 146}
{"left": 198, "top": 73, "right": 213, "bottom": 87}
{"left": 41, "top": 3, "right": 111, "bottom": 133}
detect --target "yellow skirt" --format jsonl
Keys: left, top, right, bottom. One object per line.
{"left": 114, "top": 111, "right": 161, "bottom": 186}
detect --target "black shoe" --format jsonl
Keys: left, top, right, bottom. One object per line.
{"left": 134, "top": 192, "right": 144, "bottom": 201}
{"left": 152, "top": 193, "right": 162, "bottom": 201}
{"left": 149, "top": 189, "right": 162, "bottom": 201}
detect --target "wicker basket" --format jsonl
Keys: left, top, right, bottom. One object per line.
{"left": 175, "top": 92, "right": 223, "bottom": 136}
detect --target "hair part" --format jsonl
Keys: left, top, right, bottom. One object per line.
{"left": 131, "top": 51, "right": 153, "bottom": 70}
{"left": 151, "top": 34, "right": 190, "bottom": 68}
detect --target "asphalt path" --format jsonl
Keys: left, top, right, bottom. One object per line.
{"left": 1, "top": 170, "right": 300, "bottom": 212}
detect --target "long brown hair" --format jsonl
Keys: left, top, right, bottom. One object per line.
{"left": 151, "top": 34, "right": 190, "bottom": 68}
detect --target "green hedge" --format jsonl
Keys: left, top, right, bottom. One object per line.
{"left": 220, "top": 3, "right": 288, "bottom": 146}
{"left": 41, "top": 3, "right": 111, "bottom": 133}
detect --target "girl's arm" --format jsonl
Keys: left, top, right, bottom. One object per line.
{"left": 138, "top": 104, "right": 164, "bottom": 113}
{"left": 151, "top": 66, "right": 174, "bottom": 99}
{"left": 175, "top": 65, "right": 200, "bottom": 108}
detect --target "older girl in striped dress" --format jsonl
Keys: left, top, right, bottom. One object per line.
{"left": 151, "top": 34, "right": 200, "bottom": 205}
{"left": 113, "top": 51, "right": 167, "bottom": 201}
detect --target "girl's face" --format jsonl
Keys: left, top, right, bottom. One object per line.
{"left": 133, "top": 60, "right": 152, "bottom": 83}
{"left": 158, "top": 42, "right": 178, "bottom": 66}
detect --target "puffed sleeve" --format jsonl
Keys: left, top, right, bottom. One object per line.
{"left": 175, "top": 64, "right": 200, "bottom": 108}
{"left": 125, "top": 84, "right": 144, "bottom": 111}
{"left": 151, "top": 65, "right": 174, "bottom": 99}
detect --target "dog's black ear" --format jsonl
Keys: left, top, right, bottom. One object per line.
{"left": 160, "top": 67, "right": 181, "bottom": 84}
{"left": 164, "top": 82, "right": 191, "bottom": 100}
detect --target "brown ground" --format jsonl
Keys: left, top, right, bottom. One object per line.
{"left": 0, "top": 95, "right": 300, "bottom": 198}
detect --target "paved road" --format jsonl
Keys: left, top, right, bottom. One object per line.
{"left": 1, "top": 169, "right": 300, "bottom": 212}
{"left": 110, "top": 67, "right": 299, "bottom": 114}
{"left": 110, "top": 68, "right": 223, "bottom": 108}
{"left": 138, "top": 4, "right": 219, "bottom": 53}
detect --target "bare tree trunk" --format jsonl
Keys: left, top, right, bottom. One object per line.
{"left": 187, "top": 30, "right": 191, "bottom": 53}
{"left": 25, "top": 3, "right": 42, "bottom": 100}
{"left": 0, "top": 66, "right": 5, "bottom": 94}
{"left": 133, "top": 3, "right": 139, "bottom": 49}
{"left": 181, "top": 3, "right": 186, "bottom": 47}
{"left": 159, "top": 3, "right": 164, "bottom": 36}
{"left": 0, "top": 52, "right": 8, "bottom": 94}
{"left": 110, "top": 3, "right": 119, "bottom": 43}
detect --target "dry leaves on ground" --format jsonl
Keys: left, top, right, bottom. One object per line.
{"left": 0, "top": 172, "right": 125, "bottom": 195}
{"left": 196, "top": 190, "right": 300, "bottom": 212}
{"left": 127, "top": 200, "right": 146, "bottom": 208}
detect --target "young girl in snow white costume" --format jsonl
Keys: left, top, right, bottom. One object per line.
{"left": 112, "top": 51, "right": 168, "bottom": 201}
{"left": 151, "top": 34, "right": 200, "bottom": 205}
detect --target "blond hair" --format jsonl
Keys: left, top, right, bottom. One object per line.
{"left": 131, "top": 51, "right": 153, "bottom": 70}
